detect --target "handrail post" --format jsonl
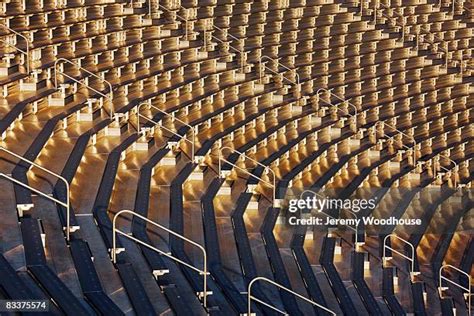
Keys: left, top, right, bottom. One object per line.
{"left": 342, "top": 208, "right": 359, "bottom": 246}
{"left": 112, "top": 210, "right": 208, "bottom": 307}
{"left": 445, "top": 42, "right": 450, "bottom": 71}
{"left": 185, "top": 8, "right": 189, "bottom": 40}
{"left": 0, "top": 146, "right": 71, "bottom": 241}
{"left": 136, "top": 101, "right": 151, "bottom": 136}
{"left": 247, "top": 277, "right": 336, "bottom": 315}
{"left": 240, "top": 39, "right": 245, "bottom": 73}
{"left": 373, "top": 0, "right": 378, "bottom": 23}
{"left": 204, "top": 21, "right": 209, "bottom": 51}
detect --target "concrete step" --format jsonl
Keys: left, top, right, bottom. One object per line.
{"left": 0, "top": 179, "right": 26, "bottom": 271}
{"left": 76, "top": 216, "right": 133, "bottom": 313}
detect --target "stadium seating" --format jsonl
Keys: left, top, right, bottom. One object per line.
{"left": 0, "top": 0, "right": 472, "bottom": 314}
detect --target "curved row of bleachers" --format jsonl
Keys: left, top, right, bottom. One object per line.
{"left": 0, "top": 0, "right": 472, "bottom": 314}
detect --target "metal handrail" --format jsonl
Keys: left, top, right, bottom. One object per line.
{"left": 148, "top": 1, "right": 293, "bottom": 77}
{"left": 315, "top": 88, "right": 358, "bottom": 118}
{"left": 383, "top": 234, "right": 416, "bottom": 277}
{"left": 299, "top": 190, "right": 360, "bottom": 247}
{"left": 259, "top": 55, "right": 300, "bottom": 88}
{"left": 360, "top": 0, "right": 365, "bottom": 15}
{"left": 376, "top": 121, "right": 417, "bottom": 166}
{"left": 201, "top": 13, "right": 246, "bottom": 72}
{"left": 440, "top": 153, "right": 459, "bottom": 172}
{"left": 145, "top": 1, "right": 247, "bottom": 72}
{"left": 299, "top": 189, "right": 326, "bottom": 201}
{"left": 341, "top": 208, "right": 360, "bottom": 244}
{"left": 373, "top": 0, "right": 379, "bottom": 22}
{"left": 377, "top": 2, "right": 407, "bottom": 40}
{"left": 369, "top": 1, "right": 464, "bottom": 73}
{"left": 144, "top": 0, "right": 186, "bottom": 20}
{"left": 432, "top": 152, "right": 459, "bottom": 187}
{"left": 210, "top": 23, "right": 242, "bottom": 47}
{"left": 54, "top": 58, "right": 114, "bottom": 119}
{"left": 376, "top": 120, "right": 415, "bottom": 146}
{"left": 136, "top": 102, "right": 196, "bottom": 162}
{"left": 376, "top": 2, "right": 462, "bottom": 71}
{"left": 218, "top": 146, "right": 276, "bottom": 206}
{"left": 420, "top": 35, "right": 452, "bottom": 70}
{"left": 112, "top": 209, "right": 209, "bottom": 307}
{"left": 451, "top": 0, "right": 472, "bottom": 15}
{"left": 247, "top": 277, "right": 336, "bottom": 315}
{"left": 439, "top": 264, "right": 471, "bottom": 316}
{"left": 417, "top": 27, "right": 452, "bottom": 69}
{"left": 0, "top": 24, "right": 31, "bottom": 74}
{"left": 378, "top": 2, "right": 435, "bottom": 45}
{"left": 157, "top": 2, "right": 190, "bottom": 39}
{"left": 0, "top": 146, "right": 71, "bottom": 241}
{"left": 207, "top": 30, "right": 246, "bottom": 72}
